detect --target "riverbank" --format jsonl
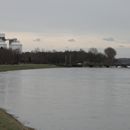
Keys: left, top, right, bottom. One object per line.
{"left": 0, "top": 108, "right": 35, "bottom": 130}
{"left": 0, "top": 64, "right": 57, "bottom": 72}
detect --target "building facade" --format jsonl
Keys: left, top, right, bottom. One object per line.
{"left": 0, "top": 33, "right": 22, "bottom": 52}
{"left": 0, "top": 33, "right": 7, "bottom": 49}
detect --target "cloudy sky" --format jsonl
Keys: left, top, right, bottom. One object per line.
{"left": 0, "top": 0, "right": 130, "bottom": 57}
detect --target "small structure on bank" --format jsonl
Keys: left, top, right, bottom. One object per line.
{"left": 0, "top": 33, "right": 22, "bottom": 53}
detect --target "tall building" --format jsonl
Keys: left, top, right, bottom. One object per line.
{"left": 0, "top": 33, "right": 22, "bottom": 52}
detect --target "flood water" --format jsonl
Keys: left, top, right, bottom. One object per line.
{"left": 0, "top": 68, "right": 130, "bottom": 130}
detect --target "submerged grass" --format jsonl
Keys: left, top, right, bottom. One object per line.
{"left": 0, "top": 64, "right": 57, "bottom": 72}
{"left": 0, "top": 108, "right": 35, "bottom": 130}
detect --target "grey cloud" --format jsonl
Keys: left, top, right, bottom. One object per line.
{"left": 33, "top": 38, "right": 41, "bottom": 42}
{"left": 0, "top": 0, "right": 130, "bottom": 35}
{"left": 119, "top": 45, "right": 125, "bottom": 48}
{"left": 103, "top": 37, "right": 115, "bottom": 42}
{"left": 118, "top": 41, "right": 129, "bottom": 44}
{"left": 68, "top": 39, "right": 76, "bottom": 42}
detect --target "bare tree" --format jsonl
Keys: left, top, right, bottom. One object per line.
{"left": 88, "top": 48, "right": 98, "bottom": 55}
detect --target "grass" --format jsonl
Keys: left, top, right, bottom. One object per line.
{"left": 0, "top": 64, "right": 57, "bottom": 72}
{"left": 0, "top": 108, "right": 35, "bottom": 130}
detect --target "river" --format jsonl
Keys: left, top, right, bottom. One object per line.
{"left": 0, "top": 68, "right": 130, "bottom": 130}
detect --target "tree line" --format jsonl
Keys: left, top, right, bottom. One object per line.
{"left": 0, "top": 47, "right": 117, "bottom": 67}
{"left": 0, "top": 48, "right": 20, "bottom": 64}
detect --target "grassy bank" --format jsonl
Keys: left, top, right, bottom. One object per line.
{"left": 0, "top": 108, "right": 34, "bottom": 130}
{"left": 0, "top": 64, "right": 57, "bottom": 72}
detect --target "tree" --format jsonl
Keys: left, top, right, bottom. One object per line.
{"left": 104, "top": 47, "right": 116, "bottom": 59}
{"left": 88, "top": 48, "right": 98, "bottom": 55}
{"left": 104, "top": 47, "right": 117, "bottom": 66}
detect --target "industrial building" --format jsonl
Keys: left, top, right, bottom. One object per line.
{"left": 0, "top": 33, "right": 22, "bottom": 53}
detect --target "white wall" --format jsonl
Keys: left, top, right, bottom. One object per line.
{"left": 0, "top": 42, "right": 7, "bottom": 48}
{"left": 9, "top": 42, "right": 22, "bottom": 53}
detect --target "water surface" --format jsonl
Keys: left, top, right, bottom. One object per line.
{"left": 0, "top": 68, "right": 130, "bottom": 130}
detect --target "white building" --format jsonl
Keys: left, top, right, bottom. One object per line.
{"left": 0, "top": 33, "right": 7, "bottom": 49}
{"left": 9, "top": 39, "right": 22, "bottom": 53}
{"left": 0, "top": 33, "right": 22, "bottom": 53}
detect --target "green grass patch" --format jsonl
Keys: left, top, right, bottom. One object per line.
{"left": 0, "top": 108, "right": 34, "bottom": 130}
{"left": 0, "top": 64, "right": 57, "bottom": 72}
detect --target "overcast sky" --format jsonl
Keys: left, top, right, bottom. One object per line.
{"left": 0, "top": 0, "right": 130, "bottom": 57}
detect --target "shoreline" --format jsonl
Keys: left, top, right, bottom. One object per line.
{"left": 0, "top": 64, "right": 57, "bottom": 72}
{"left": 0, "top": 64, "right": 129, "bottom": 73}
{"left": 0, "top": 108, "right": 35, "bottom": 130}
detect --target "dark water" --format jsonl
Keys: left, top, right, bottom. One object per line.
{"left": 0, "top": 68, "right": 130, "bottom": 130}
